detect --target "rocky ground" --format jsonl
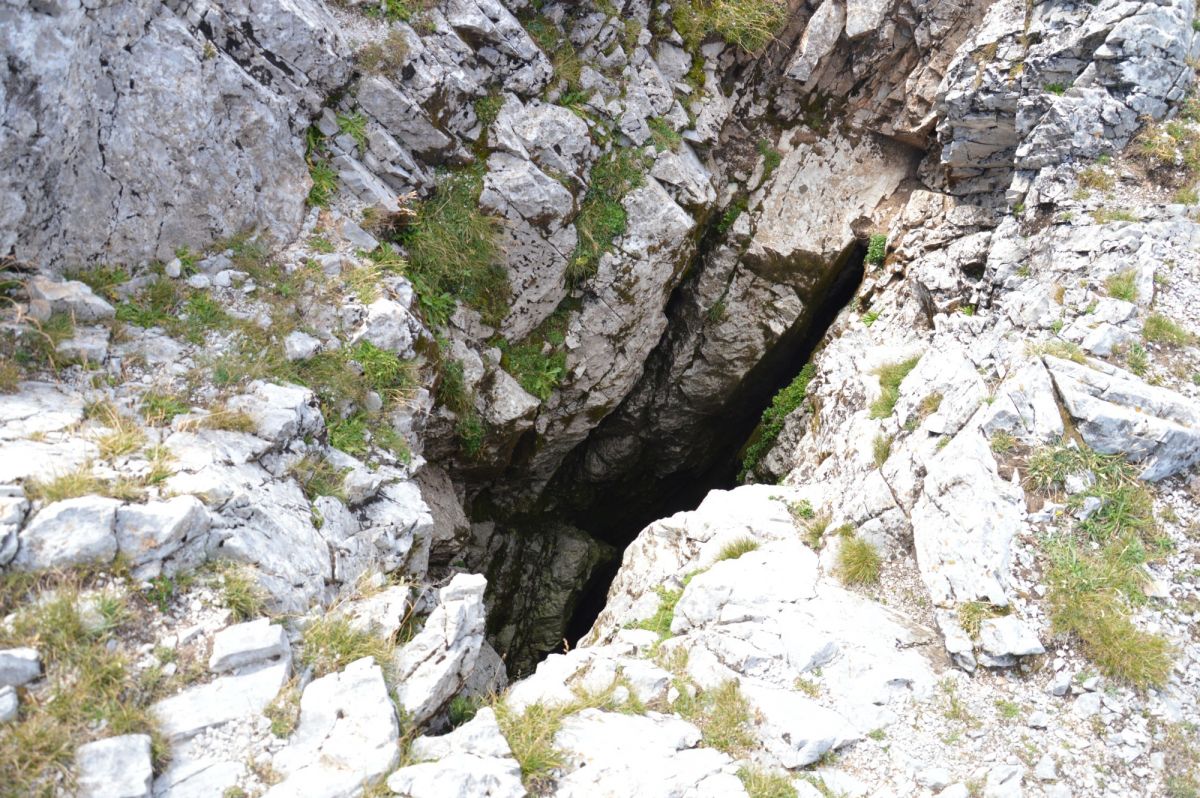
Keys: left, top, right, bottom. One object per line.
{"left": 3, "top": 0, "right": 1200, "bottom": 796}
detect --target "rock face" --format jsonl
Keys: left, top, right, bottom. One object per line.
{"left": 266, "top": 657, "right": 400, "bottom": 797}
{"left": 75, "top": 734, "right": 154, "bottom": 798}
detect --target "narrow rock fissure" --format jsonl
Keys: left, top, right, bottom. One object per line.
{"left": 468, "top": 238, "right": 868, "bottom": 675}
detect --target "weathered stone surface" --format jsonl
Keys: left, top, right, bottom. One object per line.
{"left": 152, "top": 661, "right": 290, "bottom": 741}
{"left": 1, "top": 1, "right": 318, "bottom": 267}
{"left": 75, "top": 734, "right": 153, "bottom": 798}
{"left": 208, "top": 619, "right": 290, "bottom": 673}
{"left": 0, "top": 684, "right": 16, "bottom": 723}
{"left": 386, "top": 751, "right": 524, "bottom": 798}
{"left": 1045, "top": 355, "right": 1200, "bottom": 481}
{"left": 0, "top": 647, "right": 41, "bottom": 687}
{"left": 266, "top": 657, "right": 399, "bottom": 797}
{"left": 392, "top": 573, "right": 487, "bottom": 724}
{"left": 12, "top": 496, "right": 121, "bottom": 572}
{"left": 27, "top": 277, "right": 115, "bottom": 321}
{"left": 115, "top": 496, "right": 209, "bottom": 577}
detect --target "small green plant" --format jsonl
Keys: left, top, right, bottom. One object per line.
{"left": 290, "top": 455, "right": 349, "bottom": 502}
{"left": 1077, "top": 166, "right": 1114, "bottom": 192}
{"left": 715, "top": 537, "right": 759, "bottom": 562}
{"left": 867, "top": 728, "right": 886, "bottom": 741}
{"left": 670, "top": 0, "right": 789, "bottom": 54}
{"left": 789, "top": 500, "right": 814, "bottom": 520}
{"left": 448, "top": 695, "right": 481, "bottom": 728}
{"left": 756, "top": 138, "right": 782, "bottom": 180}
{"left": 1092, "top": 207, "right": 1139, "bottom": 224}
{"left": 1106, "top": 270, "right": 1138, "bottom": 301}
{"left": 141, "top": 392, "right": 190, "bottom": 424}
{"left": 674, "top": 679, "right": 756, "bottom": 754}
{"left": 634, "top": 584, "right": 685, "bottom": 640}
{"left": 307, "top": 159, "right": 338, "bottom": 208}
{"left": 994, "top": 699, "right": 1022, "bottom": 720}
{"left": 567, "top": 148, "right": 649, "bottom": 285}
{"left": 739, "top": 363, "right": 816, "bottom": 481}
{"left": 868, "top": 356, "right": 920, "bottom": 419}
{"left": 300, "top": 617, "right": 394, "bottom": 677}
{"left": 1143, "top": 313, "right": 1195, "bottom": 346}
{"left": 1044, "top": 82, "right": 1067, "bottom": 95}
{"left": 865, "top": 234, "right": 887, "bottom": 265}
{"left": 648, "top": 117, "right": 682, "bottom": 152}
{"left": 0, "top": 357, "right": 20, "bottom": 393}
{"left": 499, "top": 339, "right": 566, "bottom": 401}
{"left": 738, "top": 765, "right": 798, "bottom": 798}
{"left": 1123, "top": 342, "right": 1149, "bottom": 376}
{"left": 990, "top": 430, "right": 1017, "bottom": 454}
{"left": 403, "top": 166, "right": 508, "bottom": 326}
{"left": 861, "top": 309, "right": 880, "bottom": 327}
{"left": 872, "top": 434, "right": 892, "bottom": 468}
{"left": 219, "top": 567, "right": 268, "bottom": 622}
{"left": 837, "top": 535, "right": 881, "bottom": 586}
{"left": 717, "top": 195, "right": 748, "bottom": 234}
{"left": 493, "top": 700, "right": 569, "bottom": 792}
{"left": 336, "top": 112, "right": 368, "bottom": 151}
{"left": 264, "top": 682, "right": 301, "bottom": 737}
{"left": 24, "top": 464, "right": 106, "bottom": 504}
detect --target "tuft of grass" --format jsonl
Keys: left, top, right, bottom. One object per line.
{"left": 264, "top": 682, "right": 301, "bottom": 738}
{"left": 1143, "top": 313, "right": 1195, "bottom": 347}
{"left": 801, "top": 512, "right": 830, "bottom": 550}
{"left": 1028, "top": 442, "right": 1173, "bottom": 687}
{"left": 740, "top": 363, "right": 816, "bottom": 481}
{"left": 0, "top": 584, "right": 168, "bottom": 793}
{"left": 0, "top": 357, "right": 20, "bottom": 393}
{"left": 869, "top": 356, "right": 920, "bottom": 419}
{"left": 872, "top": 434, "right": 892, "bottom": 468}
{"left": 1106, "top": 270, "right": 1138, "bottom": 301}
{"left": 865, "top": 234, "right": 887, "bottom": 265}
{"left": 567, "top": 148, "right": 650, "bottom": 286}
{"left": 671, "top": 0, "right": 789, "bottom": 54}
{"left": 498, "top": 338, "right": 566, "bottom": 401}
{"left": 24, "top": 464, "right": 104, "bottom": 504}
{"left": 290, "top": 455, "right": 349, "bottom": 503}
{"left": 218, "top": 567, "right": 268, "bottom": 622}
{"left": 756, "top": 138, "right": 782, "bottom": 180}
{"left": 648, "top": 118, "right": 683, "bottom": 152}
{"left": 990, "top": 430, "right": 1017, "bottom": 454}
{"left": 141, "top": 392, "right": 190, "bottom": 425}
{"left": 1029, "top": 339, "right": 1085, "bottom": 364}
{"left": 447, "top": 695, "right": 481, "bottom": 729}
{"left": 63, "top": 265, "right": 130, "bottom": 303}
{"left": 493, "top": 700, "right": 569, "bottom": 792}
{"left": 958, "top": 601, "right": 1008, "bottom": 640}
{"left": 1077, "top": 166, "right": 1114, "bottom": 192}
{"left": 1092, "top": 207, "right": 1139, "bottom": 224}
{"left": 738, "top": 766, "right": 798, "bottom": 798}
{"left": 717, "top": 195, "right": 748, "bottom": 234}
{"left": 673, "top": 679, "right": 756, "bottom": 754}
{"left": 403, "top": 167, "right": 509, "bottom": 327}
{"left": 355, "top": 31, "right": 410, "bottom": 74}
{"left": 89, "top": 403, "right": 145, "bottom": 459}
{"left": 837, "top": 535, "right": 881, "bottom": 586}
{"left": 1044, "top": 82, "right": 1067, "bottom": 95}
{"left": 715, "top": 537, "right": 759, "bottom": 562}
{"left": 634, "top": 584, "right": 685, "bottom": 640}
{"left": 300, "top": 616, "right": 394, "bottom": 677}
{"left": 336, "top": 112, "right": 368, "bottom": 151}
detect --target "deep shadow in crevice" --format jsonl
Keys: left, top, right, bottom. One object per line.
{"left": 560, "top": 241, "right": 868, "bottom": 646}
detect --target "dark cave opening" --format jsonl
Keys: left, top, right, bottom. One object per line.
{"left": 560, "top": 240, "right": 869, "bottom": 648}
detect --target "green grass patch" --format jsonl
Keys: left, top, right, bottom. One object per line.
{"left": 673, "top": 679, "right": 756, "bottom": 754}
{"left": 497, "top": 306, "right": 571, "bottom": 400}
{"left": 756, "top": 138, "right": 782, "bottom": 180}
{"left": 868, "top": 356, "right": 920, "bottom": 419}
{"left": 670, "top": 0, "right": 789, "bottom": 54}
{"left": 1143, "top": 313, "right": 1195, "bottom": 346}
{"left": 290, "top": 455, "right": 349, "bottom": 502}
{"left": 738, "top": 766, "right": 797, "bottom": 798}
{"left": 1106, "top": 270, "right": 1138, "bottom": 301}
{"left": 865, "top": 234, "right": 887, "bottom": 265}
{"left": 715, "top": 537, "right": 759, "bottom": 562}
{"left": 837, "top": 535, "right": 881, "bottom": 586}
{"left": 739, "top": 363, "right": 815, "bottom": 481}
{"left": 300, "top": 616, "right": 394, "bottom": 677}
{"left": 402, "top": 167, "right": 509, "bottom": 327}
{"left": 1027, "top": 442, "right": 1172, "bottom": 687}
{"left": 648, "top": 117, "right": 682, "bottom": 152}
{"left": 717, "top": 194, "right": 748, "bottom": 234}
{"left": 567, "top": 148, "right": 650, "bottom": 286}
{"left": 872, "top": 434, "right": 892, "bottom": 468}
{"left": 634, "top": 585, "right": 685, "bottom": 640}
{"left": 0, "top": 582, "right": 168, "bottom": 794}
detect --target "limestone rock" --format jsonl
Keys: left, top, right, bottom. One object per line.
{"left": 226, "top": 381, "right": 324, "bottom": 446}
{"left": 12, "top": 496, "right": 121, "bottom": 572}
{"left": 208, "top": 618, "right": 291, "bottom": 673}
{"left": 1045, "top": 355, "right": 1200, "bottom": 481}
{"left": 152, "top": 661, "right": 290, "bottom": 741}
{"left": 75, "top": 734, "right": 153, "bottom": 798}
{"left": 0, "top": 647, "right": 41, "bottom": 687}
{"left": 0, "top": 685, "right": 16, "bottom": 723}
{"left": 266, "top": 657, "right": 399, "bottom": 797}
{"left": 284, "top": 331, "right": 322, "bottom": 361}
{"left": 27, "top": 277, "right": 115, "bottom": 321}
{"left": 392, "top": 573, "right": 487, "bottom": 724}
{"left": 386, "top": 751, "right": 524, "bottom": 798}
{"left": 115, "top": 496, "right": 210, "bottom": 579}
